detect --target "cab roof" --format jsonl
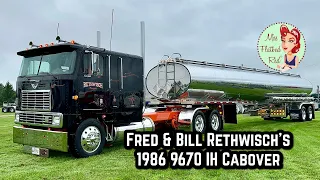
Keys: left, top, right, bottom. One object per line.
{"left": 17, "top": 42, "right": 143, "bottom": 59}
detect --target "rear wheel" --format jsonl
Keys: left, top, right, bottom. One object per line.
{"left": 9, "top": 108, "right": 15, "bottom": 113}
{"left": 2, "top": 108, "right": 7, "bottom": 113}
{"left": 306, "top": 106, "right": 314, "bottom": 121}
{"left": 71, "top": 119, "right": 106, "bottom": 158}
{"left": 192, "top": 111, "right": 206, "bottom": 133}
{"left": 207, "top": 110, "right": 222, "bottom": 132}
{"left": 299, "top": 106, "right": 307, "bottom": 122}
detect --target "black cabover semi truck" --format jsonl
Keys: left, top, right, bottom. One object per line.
{"left": 13, "top": 36, "right": 154, "bottom": 158}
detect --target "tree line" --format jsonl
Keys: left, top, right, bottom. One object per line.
{"left": 0, "top": 82, "right": 16, "bottom": 105}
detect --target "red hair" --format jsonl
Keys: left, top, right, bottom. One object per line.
{"left": 280, "top": 24, "right": 301, "bottom": 53}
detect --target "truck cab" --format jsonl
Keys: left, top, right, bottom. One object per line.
{"left": 13, "top": 37, "right": 152, "bottom": 158}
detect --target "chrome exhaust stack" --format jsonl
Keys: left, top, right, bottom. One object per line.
{"left": 110, "top": 117, "right": 155, "bottom": 143}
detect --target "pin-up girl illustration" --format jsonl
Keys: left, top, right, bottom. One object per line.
{"left": 277, "top": 24, "right": 301, "bottom": 72}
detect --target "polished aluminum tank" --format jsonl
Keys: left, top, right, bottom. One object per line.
{"left": 145, "top": 59, "right": 313, "bottom": 102}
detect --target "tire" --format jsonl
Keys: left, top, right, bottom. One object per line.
{"left": 2, "top": 108, "right": 7, "bottom": 113}
{"left": 299, "top": 106, "right": 307, "bottom": 122}
{"left": 207, "top": 110, "right": 222, "bottom": 132}
{"left": 71, "top": 119, "right": 106, "bottom": 158}
{"left": 9, "top": 108, "right": 15, "bottom": 113}
{"left": 192, "top": 111, "right": 206, "bottom": 133}
{"left": 306, "top": 106, "right": 314, "bottom": 121}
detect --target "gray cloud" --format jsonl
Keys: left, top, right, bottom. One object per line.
{"left": 1, "top": 0, "right": 319, "bottom": 92}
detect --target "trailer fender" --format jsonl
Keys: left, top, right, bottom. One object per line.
{"left": 178, "top": 107, "right": 209, "bottom": 123}
{"left": 299, "top": 102, "right": 313, "bottom": 109}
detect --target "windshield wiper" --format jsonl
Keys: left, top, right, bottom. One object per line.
{"left": 36, "top": 55, "right": 44, "bottom": 75}
{"left": 38, "top": 72, "right": 58, "bottom": 79}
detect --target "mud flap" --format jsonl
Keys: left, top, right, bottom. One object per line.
{"left": 223, "top": 104, "right": 237, "bottom": 124}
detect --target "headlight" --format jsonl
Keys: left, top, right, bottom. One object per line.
{"left": 15, "top": 114, "right": 19, "bottom": 122}
{"left": 52, "top": 116, "right": 61, "bottom": 126}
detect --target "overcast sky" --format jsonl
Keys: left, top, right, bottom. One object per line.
{"left": 1, "top": 0, "right": 319, "bottom": 92}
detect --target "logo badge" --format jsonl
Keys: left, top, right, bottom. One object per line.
{"left": 257, "top": 22, "right": 306, "bottom": 72}
{"left": 31, "top": 83, "right": 38, "bottom": 89}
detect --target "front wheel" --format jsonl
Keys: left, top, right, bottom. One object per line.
{"left": 192, "top": 111, "right": 206, "bottom": 133}
{"left": 2, "top": 108, "right": 7, "bottom": 113}
{"left": 71, "top": 119, "right": 106, "bottom": 158}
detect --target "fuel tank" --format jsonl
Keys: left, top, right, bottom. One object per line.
{"left": 145, "top": 59, "right": 313, "bottom": 102}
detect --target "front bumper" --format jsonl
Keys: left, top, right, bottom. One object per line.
{"left": 13, "top": 126, "right": 68, "bottom": 152}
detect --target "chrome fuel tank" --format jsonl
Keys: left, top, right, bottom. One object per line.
{"left": 145, "top": 59, "right": 313, "bottom": 102}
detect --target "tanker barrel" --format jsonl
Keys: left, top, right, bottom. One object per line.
{"left": 146, "top": 58, "right": 313, "bottom": 102}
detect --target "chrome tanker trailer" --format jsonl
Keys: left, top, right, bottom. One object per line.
{"left": 143, "top": 54, "right": 239, "bottom": 133}
{"left": 143, "top": 54, "right": 315, "bottom": 123}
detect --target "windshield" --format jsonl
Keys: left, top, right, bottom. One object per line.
{"left": 19, "top": 50, "right": 77, "bottom": 77}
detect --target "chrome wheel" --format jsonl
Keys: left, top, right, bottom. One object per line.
{"left": 308, "top": 107, "right": 313, "bottom": 120}
{"left": 81, "top": 126, "right": 101, "bottom": 153}
{"left": 10, "top": 108, "right": 14, "bottom": 112}
{"left": 3, "top": 108, "right": 7, "bottom": 113}
{"left": 194, "top": 115, "right": 205, "bottom": 132}
{"left": 211, "top": 114, "right": 219, "bottom": 131}
{"left": 302, "top": 108, "right": 306, "bottom": 120}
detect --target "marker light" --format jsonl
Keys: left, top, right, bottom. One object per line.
{"left": 45, "top": 44, "right": 49, "bottom": 47}
{"left": 50, "top": 42, "right": 54, "bottom": 45}
{"left": 29, "top": 41, "right": 33, "bottom": 46}
{"left": 70, "top": 40, "right": 75, "bottom": 44}
{"left": 72, "top": 95, "right": 79, "bottom": 100}
{"left": 39, "top": 44, "right": 43, "bottom": 48}
{"left": 56, "top": 36, "right": 61, "bottom": 41}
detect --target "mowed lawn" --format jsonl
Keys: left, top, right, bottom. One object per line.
{"left": 0, "top": 111, "right": 320, "bottom": 180}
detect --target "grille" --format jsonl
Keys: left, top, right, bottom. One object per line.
{"left": 21, "top": 90, "right": 51, "bottom": 111}
{"left": 19, "top": 113, "right": 53, "bottom": 125}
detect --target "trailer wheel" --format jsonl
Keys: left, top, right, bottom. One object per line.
{"left": 71, "top": 119, "right": 106, "bottom": 158}
{"left": 299, "top": 106, "right": 307, "bottom": 122}
{"left": 2, "top": 108, "right": 7, "bottom": 113}
{"left": 208, "top": 111, "right": 222, "bottom": 132}
{"left": 192, "top": 111, "right": 206, "bottom": 133}
{"left": 306, "top": 106, "right": 314, "bottom": 121}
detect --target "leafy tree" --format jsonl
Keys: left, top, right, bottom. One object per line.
{"left": 0, "top": 82, "right": 16, "bottom": 105}
{"left": 0, "top": 83, "right": 3, "bottom": 104}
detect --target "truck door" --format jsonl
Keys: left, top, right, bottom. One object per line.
{"left": 80, "top": 51, "right": 105, "bottom": 110}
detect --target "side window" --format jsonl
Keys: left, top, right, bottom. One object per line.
{"left": 83, "top": 52, "right": 104, "bottom": 77}
{"left": 94, "top": 54, "right": 104, "bottom": 76}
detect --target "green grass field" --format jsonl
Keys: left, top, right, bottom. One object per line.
{"left": 0, "top": 111, "right": 320, "bottom": 180}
